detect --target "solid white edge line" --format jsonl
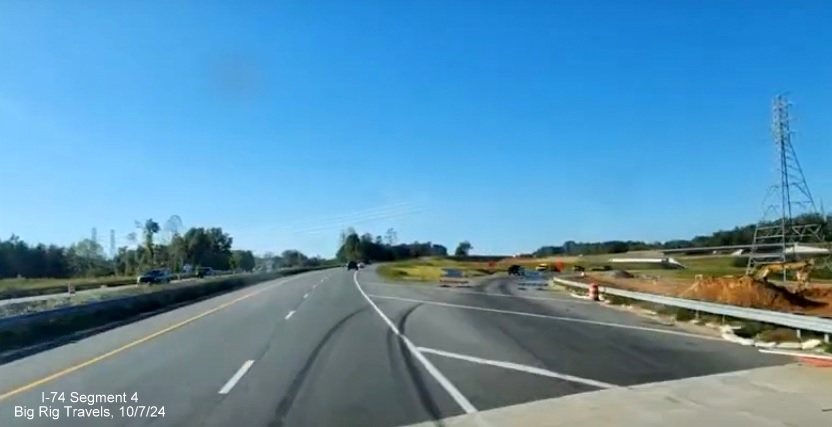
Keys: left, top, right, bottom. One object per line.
{"left": 366, "top": 294, "right": 725, "bottom": 342}
{"left": 417, "top": 347, "right": 618, "bottom": 389}
{"left": 285, "top": 310, "right": 295, "bottom": 320}
{"left": 352, "top": 272, "right": 478, "bottom": 414}
{"left": 360, "top": 281, "right": 595, "bottom": 304}
{"left": 219, "top": 360, "right": 256, "bottom": 394}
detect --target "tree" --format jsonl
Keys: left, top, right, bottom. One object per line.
{"left": 454, "top": 241, "right": 473, "bottom": 256}
{"left": 179, "top": 227, "right": 234, "bottom": 270}
{"left": 142, "top": 219, "right": 161, "bottom": 265}
{"left": 0, "top": 221, "right": 272, "bottom": 279}
{"left": 281, "top": 249, "right": 309, "bottom": 267}
{"left": 334, "top": 228, "right": 451, "bottom": 263}
{"left": 66, "top": 238, "right": 108, "bottom": 277}
{"left": 231, "top": 250, "right": 256, "bottom": 271}
{"left": 384, "top": 228, "right": 397, "bottom": 246}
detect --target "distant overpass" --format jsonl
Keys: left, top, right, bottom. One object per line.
{"left": 661, "top": 243, "right": 829, "bottom": 255}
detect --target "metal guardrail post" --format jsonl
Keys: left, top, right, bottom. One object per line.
{"left": 550, "top": 276, "right": 832, "bottom": 335}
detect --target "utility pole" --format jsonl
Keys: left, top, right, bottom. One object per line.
{"left": 746, "top": 95, "right": 827, "bottom": 281}
{"left": 110, "top": 229, "right": 117, "bottom": 275}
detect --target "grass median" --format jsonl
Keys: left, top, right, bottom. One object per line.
{"left": 0, "top": 276, "right": 140, "bottom": 301}
{"left": 0, "top": 267, "right": 333, "bottom": 358}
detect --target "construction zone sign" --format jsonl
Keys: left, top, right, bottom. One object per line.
{"left": 439, "top": 268, "right": 470, "bottom": 288}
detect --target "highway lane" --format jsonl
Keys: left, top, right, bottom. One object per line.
{"left": 0, "top": 268, "right": 465, "bottom": 427}
{"left": 0, "top": 265, "right": 793, "bottom": 427}
{"left": 357, "top": 270, "right": 791, "bottom": 406}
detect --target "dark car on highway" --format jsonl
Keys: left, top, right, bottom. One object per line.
{"left": 346, "top": 261, "right": 359, "bottom": 270}
{"left": 196, "top": 267, "right": 214, "bottom": 279}
{"left": 137, "top": 268, "right": 172, "bottom": 285}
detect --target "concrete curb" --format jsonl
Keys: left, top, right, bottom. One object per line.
{"left": 718, "top": 325, "right": 826, "bottom": 350}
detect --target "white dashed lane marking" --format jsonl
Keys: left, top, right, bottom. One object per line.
{"left": 219, "top": 360, "right": 255, "bottom": 394}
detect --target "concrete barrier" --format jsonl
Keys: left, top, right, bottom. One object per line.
{"left": 0, "top": 266, "right": 336, "bottom": 355}
{"left": 0, "top": 272, "right": 219, "bottom": 301}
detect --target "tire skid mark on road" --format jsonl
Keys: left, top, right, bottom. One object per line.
{"left": 0, "top": 274, "right": 310, "bottom": 402}
{"left": 245, "top": 274, "right": 328, "bottom": 363}
{"left": 269, "top": 306, "right": 373, "bottom": 427}
{"left": 353, "top": 272, "right": 479, "bottom": 416}
{"left": 366, "top": 294, "right": 725, "bottom": 342}
{"left": 394, "top": 301, "right": 445, "bottom": 423}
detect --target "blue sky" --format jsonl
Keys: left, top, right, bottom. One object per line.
{"left": 1, "top": 1, "right": 831, "bottom": 257}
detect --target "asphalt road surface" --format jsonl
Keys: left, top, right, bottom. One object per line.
{"left": 0, "top": 266, "right": 791, "bottom": 426}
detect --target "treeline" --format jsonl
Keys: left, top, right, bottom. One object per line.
{"left": 531, "top": 213, "right": 831, "bottom": 257}
{"left": 336, "top": 228, "right": 448, "bottom": 262}
{"left": 255, "top": 249, "right": 330, "bottom": 271}
{"left": 113, "top": 223, "right": 256, "bottom": 276}
{"left": 0, "top": 217, "right": 312, "bottom": 280}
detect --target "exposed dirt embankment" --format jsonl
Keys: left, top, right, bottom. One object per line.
{"left": 679, "top": 275, "right": 826, "bottom": 312}
{"left": 581, "top": 272, "right": 832, "bottom": 316}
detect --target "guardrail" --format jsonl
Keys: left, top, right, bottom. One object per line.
{"left": 550, "top": 276, "right": 832, "bottom": 338}
{"left": 0, "top": 266, "right": 334, "bottom": 329}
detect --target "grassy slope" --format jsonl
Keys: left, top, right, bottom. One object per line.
{"left": 376, "top": 258, "right": 497, "bottom": 281}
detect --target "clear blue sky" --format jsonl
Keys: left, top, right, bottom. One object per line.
{"left": 1, "top": 1, "right": 831, "bottom": 257}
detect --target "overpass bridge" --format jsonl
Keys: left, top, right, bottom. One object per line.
{"left": 661, "top": 243, "right": 829, "bottom": 256}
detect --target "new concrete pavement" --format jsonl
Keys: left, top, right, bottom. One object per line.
{"left": 0, "top": 266, "right": 820, "bottom": 426}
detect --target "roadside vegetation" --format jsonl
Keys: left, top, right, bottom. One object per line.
{"left": 528, "top": 212, "right": 831, "bottom": 257}
{"left": 0, "top": 216, "right": 328, "bottom": 292}
{"left": 376, "top": 258, "right": 495, "bottom": 282}
{"left": 366, "top": 213, "right": 832, "bottom": 304}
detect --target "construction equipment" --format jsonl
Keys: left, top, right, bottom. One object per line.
{"left": 749, "top": 258, "right": 816, "bottom": 290}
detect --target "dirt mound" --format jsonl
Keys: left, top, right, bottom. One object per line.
{"left": 610, "top": 270, "right": 635, "bottom": 279}
{"left": 679, "top": 275, "right": 826, "bottom": 311}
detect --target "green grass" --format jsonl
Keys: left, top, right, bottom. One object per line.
{"left": 0, "top": 275, "right": 133, "bottom": 291}
{"left": 673, "top": 256, "right": 745, "bottom": 276}
{"left": 376, "top": 258, "right": 495, "bottom": 282}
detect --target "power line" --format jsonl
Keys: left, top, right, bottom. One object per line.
{"left": 746, "top": 94, "right": 827, "bottom": 279}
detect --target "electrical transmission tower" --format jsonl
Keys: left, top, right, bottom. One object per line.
{"left": 745, "top": 95, "right": 827, "bottom": 278}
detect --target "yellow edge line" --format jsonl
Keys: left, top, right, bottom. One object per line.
{"left": 0, "top": 279, "right": 286, "bottom": 401}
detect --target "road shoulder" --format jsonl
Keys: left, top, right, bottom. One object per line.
{"left": 403, "top": 364, "right": 832, "bottom": 427}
